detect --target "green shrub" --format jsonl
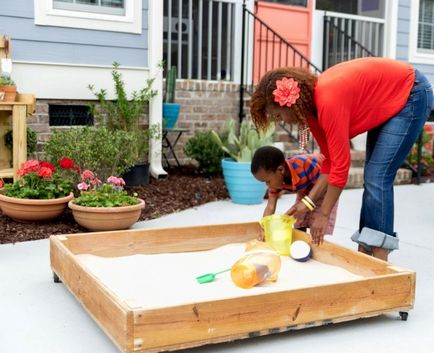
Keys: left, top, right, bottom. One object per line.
{"left": 44, "top": 127, "right": 138, "bottom": 180}
{"left": 184, "top": 131, "right": 224, "bottom": 176}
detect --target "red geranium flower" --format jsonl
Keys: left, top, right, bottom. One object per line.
{"left": 41, "top": 161, "right": 55, "bottom": 171}
{"left": 59, "top": 157, "right": 75, "bottom": 169}
{"left": 38, "top": 167, "right": 53, "bottom": 178}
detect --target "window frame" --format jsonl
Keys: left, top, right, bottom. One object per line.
{"left": 34, "top": 0, "right": 142, "bottom": 34}
{"left": 409, "top": 0, "right": 434, "bottom": 64}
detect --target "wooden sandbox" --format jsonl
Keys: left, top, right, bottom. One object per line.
{"left": 50, "top": 222, "right": 415, "bottom": 353}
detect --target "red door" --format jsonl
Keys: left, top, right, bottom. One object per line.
{"left": 253, "top": 1, "right": 313, "bottom": 83}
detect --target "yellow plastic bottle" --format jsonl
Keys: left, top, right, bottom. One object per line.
{"left": 231, "top": 240, "right": 281, "bottom": 289}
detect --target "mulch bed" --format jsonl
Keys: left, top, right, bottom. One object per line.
{"left": 0, "top": 167, "right": 228, "bottom": 245}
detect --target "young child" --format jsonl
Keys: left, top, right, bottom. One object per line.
{"left": 251, "top": 146, "right": 338, "bottom": 236}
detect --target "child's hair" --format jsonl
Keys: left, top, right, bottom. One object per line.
{"left": 250, "top": 67, "right": 317, "bottom": 131}
{"left": 251, "top": 146, "right": 285, "bottom": 174}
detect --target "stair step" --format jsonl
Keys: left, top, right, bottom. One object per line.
{"left": 346, "top": 167, "right": 412, "bottom": 189}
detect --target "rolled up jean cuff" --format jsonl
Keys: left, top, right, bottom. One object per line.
{"left": 351, "top": 227, "right": 399, "bottom": 251}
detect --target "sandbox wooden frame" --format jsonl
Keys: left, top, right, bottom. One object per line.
{"left": 50, "top": 222, "right": 415, "bottom": 353}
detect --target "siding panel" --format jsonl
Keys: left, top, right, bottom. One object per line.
{"left": 12, "top": 40, "right": 147, "bottom": 67}
{"left": 0, "top": 0, "right": 148, "bottom": 67}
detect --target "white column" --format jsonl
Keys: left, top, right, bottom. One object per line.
{"left": 148, "top": 0, "right": 167, "bottom": 179}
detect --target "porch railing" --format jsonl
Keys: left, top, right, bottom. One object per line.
{"left": 323, "top": 12, "right": 384, "bottom": 69}
{"left": 163, "top": 0, "right": 236, "bottom": 81}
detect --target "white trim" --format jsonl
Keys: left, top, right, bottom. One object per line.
{"left": 409, "top": 0, "right": 434, "bottom": 64}
{"left": 147, "top": 0, "right": 167, "bottom": 178}
{"left": 323, "top": 10, "right": 385, "bottom": 24}
{"left": 34, "top": 0, "right": 142, "bottom": 34}
{"left": 384, "top": 0, "right": 398, "bottom": 59}
{"left": 12, "top": 61, "right": 150, "bottom": 99}
{"left": 311, "top": 9, "right": 324, "bottom": 70}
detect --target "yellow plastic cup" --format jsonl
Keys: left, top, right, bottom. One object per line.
{"left": 259, "top": 214, "right": 296, "bottom": 256}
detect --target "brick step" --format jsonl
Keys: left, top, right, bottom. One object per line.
{"left": 346, "top": 167, "right": 412, "bottom": 189}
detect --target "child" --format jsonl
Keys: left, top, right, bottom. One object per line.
{"left": 251, "top": 146, "right": 338, "bottom": 236}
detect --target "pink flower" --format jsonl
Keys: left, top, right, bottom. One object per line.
{"left": 272, "top": 77, "right": 300, "bottom": 108}
{"left": 77, "top": 182, "right": 89, "bottom": 191}
{"left": 107, "top": 176, "right": 126, "bottom": 187}
{"left": 81, "top": 170, "right": 95, "bottom": 180}
{"left": 90, "top": 178, "right": 102, "bottom": 186}
{"left": 21, "top": 160, "right": 40, "bottom": 173}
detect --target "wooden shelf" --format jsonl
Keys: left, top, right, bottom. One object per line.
{"left": 0, "top": 168, "right": 14, "bottom": 178}
{"left": 0, "top": 99, "right": 30, "bottom": 181}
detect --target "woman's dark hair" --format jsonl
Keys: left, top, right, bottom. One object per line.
{"left": 250, "top": 67, "right": 317, "bottom": 131}
{"left": 251, "top": 146, "right": 285, "bottom": 174}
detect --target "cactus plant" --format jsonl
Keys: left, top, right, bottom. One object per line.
{"left": 211, "top": 119, "right": 275, "bottom": 162}
{"left": 164, "top": 66, "right": 177, "bottom": 103}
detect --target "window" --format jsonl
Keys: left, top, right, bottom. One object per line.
{"left": 49, "top": 105, "right": 93, "bottom": 126}
{"left": 53, "top": 0, "right": 125, "bottom": 16}
{"left": 263, "top": 0, "right": 308, "bottom": 7}
{"left": 409, "top": 0, "right": 434, "bottom": 64}
{"left": 418, "top": 0, "right": 434, "bottom": 51}
{"left": 34, "top": 0, "right": 141, "bottom": 34}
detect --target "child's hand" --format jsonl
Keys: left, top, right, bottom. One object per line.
{"left": 258, "top": 228, "right": 265, "bottom": 242}
{"left": 286, "top": 201, "right": 308, "bottom": 219}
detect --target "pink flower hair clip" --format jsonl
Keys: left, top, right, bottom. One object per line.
{"left": 272, "top": 77, "right": 300, "bottom": 108}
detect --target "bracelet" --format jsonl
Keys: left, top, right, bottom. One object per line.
{"left": 300, "top": 198, "right": 314, "bottom": 212}
{"left": 303, "top": 195, "right": 316, "bottom": 209}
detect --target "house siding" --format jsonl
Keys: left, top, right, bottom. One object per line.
{"left": 0, "top": 0, "right": 148, "bottom": 67}
{"left": 396, "top": 0, "right": 434, "bottom": 83}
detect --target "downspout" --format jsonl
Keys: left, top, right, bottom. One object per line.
{"left": 148, "top": 0, "right": 167, "bottom": 179}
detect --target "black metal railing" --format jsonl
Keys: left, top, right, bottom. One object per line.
{"left": 323, "top": 14, "right": 381, "bottom": 70}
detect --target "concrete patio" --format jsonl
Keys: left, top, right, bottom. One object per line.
{"left": 1, "top": 183, "right": 433, "bottom": 353}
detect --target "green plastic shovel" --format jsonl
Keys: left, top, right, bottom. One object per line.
{"left": 195, "top": 268, "right": 231, "bottom": 284}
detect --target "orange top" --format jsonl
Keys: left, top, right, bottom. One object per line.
{"left": 308, "top": 57, "right": 415, "bottom": 188}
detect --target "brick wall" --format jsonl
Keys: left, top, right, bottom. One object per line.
{"left": 166, "top": 79, "right": 240, "bottom": 165}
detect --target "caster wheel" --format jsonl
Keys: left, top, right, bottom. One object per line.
{"left": 399, "top": 311, "right": 408, "bottom": 321}
{"left": 53, "top": 272, "right": 62, "bottom": 283}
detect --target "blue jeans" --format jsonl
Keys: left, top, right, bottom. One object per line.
{"left": 352, "top": 69, "right": 433, "bottom": 251}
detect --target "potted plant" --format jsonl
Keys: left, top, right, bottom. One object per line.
{"left": 68, "top": 170, "right": 145, "bottom": 231}
{"left": 162, "top": 65, "right": 181, "bottom": 129}
{"left": 0, "top": 73, "right": 17, "bottom": 102}
{"left": 0, "top": 158, "right": 78, "bottom": 221}
{"left": 211, "top": 118, "right": 275, "bottom": 204}
{"left": 88, "top": 62, "right": 159, "bottom": 186}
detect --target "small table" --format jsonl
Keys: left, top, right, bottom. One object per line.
{"left": 162, "top": 127, "right": 189, "bottom": 167}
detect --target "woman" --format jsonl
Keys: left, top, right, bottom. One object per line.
{"left": 250, "top": 57, "right": 433, "bottom": 260}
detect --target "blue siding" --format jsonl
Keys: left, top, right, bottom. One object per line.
{"left": 0, "top": 0, "right": 148, "bottom": 67}
{"left": 396, "top": 0, "right": 434, "bottom": 84}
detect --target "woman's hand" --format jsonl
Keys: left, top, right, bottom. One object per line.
{"left": 310, "top": 211, "right": 329, "bottom": 245}
{"left": 286, "top": 201, "right": 309, "bottom": 219}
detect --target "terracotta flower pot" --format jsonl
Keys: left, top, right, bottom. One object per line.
{"left": 68, "top": 199, "right": 145, "bottom": 231}
{"left": 0, "top": 192, "right": 73, "bottom": 222}
{"left": 0, "top": 85, "right": 17, "bottom": 102}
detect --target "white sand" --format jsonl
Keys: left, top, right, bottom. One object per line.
{"left": 76, "top": 243, "right": 364, "bottom": 310}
